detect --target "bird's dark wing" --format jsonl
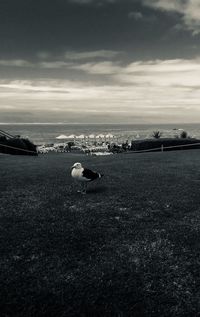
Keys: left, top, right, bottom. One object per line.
{"left": 82, "top": 168, "right": 99, "bottom": 181}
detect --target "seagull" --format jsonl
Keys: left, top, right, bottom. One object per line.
{"left": 71, "top": 162, "right": 103, "bottom": 193}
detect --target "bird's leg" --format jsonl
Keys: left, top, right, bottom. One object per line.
{"left": 72, "top": 180, "right": 82, "bottom": 193}
{"left": 81, "top": 182, "right": 87, "bottom": 194}
{"left": 77, "top": 181, "right": 83, "bottom": 193}
{"left": 83, "top": 182, "right": 87, "bottom": 194}
{"left": 84, "top": 182, "right": 88, "bottom": 194}
{"left": 77, "top": 182, "right": 83, "bottom": 194}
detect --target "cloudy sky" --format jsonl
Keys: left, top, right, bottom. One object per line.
{"left": 1, "top": 0, "right": 200, "bottom": 123}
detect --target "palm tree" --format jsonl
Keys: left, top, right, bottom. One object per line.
{"left": 180, "top": 131, "right": 188, "bottom": 139}
{"left": 152, "top": 131, "right": 162, "bottom": 139}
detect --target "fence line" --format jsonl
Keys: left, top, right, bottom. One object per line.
{"left": 0, "top": 129, "right": 15, "bottom": 139}
{"left": 0, "top": 143, "right": 37, "bottom": 154}
{"left": 127, "top": 141, "right": 200, "bottom": 154}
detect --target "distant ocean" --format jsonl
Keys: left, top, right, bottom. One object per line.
{"left": 0, "top": 123, "right": 200, "bottom": 145}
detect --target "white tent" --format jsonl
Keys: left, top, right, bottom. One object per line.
{"left": 67, "top": 134, "right": 76, "bottom": 139}
{"left": 76, "top": 134, "right": 85, "bottom": 139}
{"left": 56, "top": 134, "right": 68, "bottom": 139}
{"left": 96, "top": 134, "right": 105, "bottom": 138}
{"left": 88, "top": 134, "right": 95, "bottom": 139}
{"left": 106, "top": 133, "right": 114, "bottom": 138}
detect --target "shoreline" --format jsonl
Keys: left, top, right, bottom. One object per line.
{"left": 1, "top": 123, "right": 200, "bottom": 146}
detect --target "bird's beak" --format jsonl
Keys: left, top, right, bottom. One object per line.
{"left": 71, "top": 165, "right": 75, "bottom": 170}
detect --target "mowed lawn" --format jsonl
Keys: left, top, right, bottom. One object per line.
{"left": 1, "top": 151, "right": 200, "bottom": 317}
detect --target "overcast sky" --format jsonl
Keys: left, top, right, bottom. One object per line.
{"left": 1, "top": 0, "right": 200, "bottom": 123}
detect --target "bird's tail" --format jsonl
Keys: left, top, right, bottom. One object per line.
{"left": 98, "top": 173, "right": 104, "bottom": 178}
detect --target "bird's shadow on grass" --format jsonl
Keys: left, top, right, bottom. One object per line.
{"left": 86, "top": 185, "right": 108, "bottom": 194}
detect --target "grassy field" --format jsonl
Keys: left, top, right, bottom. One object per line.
{"left": 1, "top": 150, "right": 200, "bottom": 317}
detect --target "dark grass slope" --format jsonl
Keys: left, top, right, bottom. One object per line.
{"left": 1, "top": 151, "right": 200, "bottom": 316}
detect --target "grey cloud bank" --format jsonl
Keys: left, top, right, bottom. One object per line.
{"left": 0, "top": 0, "right": 200, "bottom": 123}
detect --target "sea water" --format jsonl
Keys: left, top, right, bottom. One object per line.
{"left": 0, "top": 123, "right": 200, "bottom": 145}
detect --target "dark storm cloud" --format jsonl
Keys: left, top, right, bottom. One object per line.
{"left": 0, "top": 0, "right": 194, "bottom": 61}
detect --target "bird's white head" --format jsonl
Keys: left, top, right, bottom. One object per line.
{"left": 71, "top": 162, "right": 82, "bottom": 170}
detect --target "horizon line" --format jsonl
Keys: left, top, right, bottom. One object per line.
{"left": 0, "top": 122, "right": 200, "bottom": 125}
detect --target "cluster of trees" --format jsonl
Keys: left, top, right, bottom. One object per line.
{"left": 152, "top": 130, "right": 189, "bottom": 139}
